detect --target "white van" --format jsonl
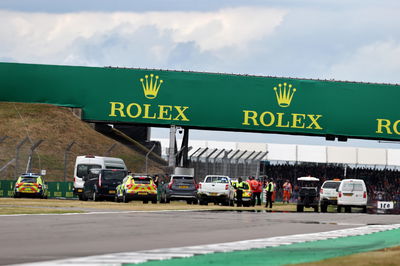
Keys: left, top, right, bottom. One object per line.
{"left": 337, "top": 179, "right": 367, "bottom": 213}
{"left": 73, "top": 155, "right": 127, "bottom": 200}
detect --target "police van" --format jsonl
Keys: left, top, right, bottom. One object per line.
{"left": 73, "top": 155, "right": 127, "bottom": 200}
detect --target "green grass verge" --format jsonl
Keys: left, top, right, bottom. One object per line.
{"left": 0, "top": 206, "right": 85, "bottom": 215}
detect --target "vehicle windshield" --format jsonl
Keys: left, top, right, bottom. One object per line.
{"left": 342, "top": 182, "right": 364, "bottom": 192}
{"left": 20, "top": 177, "right": 38, "bottom": 183}
{"left": 133, "top": 177, "right": 151, "bottom": 184}
{"left": 322, "top": 182, "right": 341, "bottom": 189}
{"left": 102, "top": 170, "right": 127, "bottom": 180}
{"left": 77, "top": 164, "right": 102, "bottom": 178}
{"left": 206, "top": 176, "right": 229, "bottom": 183}
{"left": 173, "top": 176, "right": 194, "bottom": 183}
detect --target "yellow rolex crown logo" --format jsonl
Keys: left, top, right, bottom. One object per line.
{"left": 140, "top": 73, "right": 163, "bottom": 99}
{"left": 273, "top": 82, "right": 296, "bottom": 107}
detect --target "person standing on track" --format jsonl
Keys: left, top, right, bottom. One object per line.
{"left": 265, "top": 178, "right": 274, "bottom": 209}
{"left": 282, "top": 179, "right": 292, "bottom": 204}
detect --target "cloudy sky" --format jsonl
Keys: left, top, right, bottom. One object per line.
{"left": 1, "top": 0, "right": 400, "bottom": 148}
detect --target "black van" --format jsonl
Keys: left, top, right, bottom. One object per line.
{"left": 82, "top": 169, "right": 128, "bottom": 201}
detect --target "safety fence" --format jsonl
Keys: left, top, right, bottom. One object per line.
{"left": 0, "top": 180, "right": 75, "bottom": 198}
{"left": 0, "top": 135, "right": 130, "bottom": 182}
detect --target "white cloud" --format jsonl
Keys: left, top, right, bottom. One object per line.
{"left": 0, "top": 7, "right": 286, "bottom": 66}
{"left": 325, "top": 41, "right": 400, "bottom": 84}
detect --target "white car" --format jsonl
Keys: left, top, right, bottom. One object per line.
{"left": 319, "top": 179, "right": 341, "bottom": 212}
{"left": 197, "top": 175, "right": 235, "bottom": 206}
{"left": 337, "top": 179, "right": 367, "bottom": 213}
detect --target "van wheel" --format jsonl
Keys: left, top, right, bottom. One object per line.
{"left": 151, "top": 199, "right": 157, "bottom": 204}
{"left": 143, "top": 200, "right": 148, "bottom": 204}
{"left": 321, "top": 204, "right": 327, "bottom": 213}
{"left": 337, "top": 205, "right": 342, "bottom": 213}
{"left": 187, "top": 200, "right": 193, "bottom": 205}
{"left": 93, "top": 191, "right": 100, "bottom": 202}
{"left": 314, "top": 206, "right": 319, "bottom": 212}
{"left": 362, "top": 206, "right": 367, "bottom": 213}
{"left": 78, "top": 194, "right": 84, "bottom": 201}
{"left": 296, "top": 205, "right": 304, "bottom": 212}
{"left": 345, "top": 206, "right": 351, "bottom": 213}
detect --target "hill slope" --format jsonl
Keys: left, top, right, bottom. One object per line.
{"left": 0, "top": 102, "right": 164, "bottom": 181}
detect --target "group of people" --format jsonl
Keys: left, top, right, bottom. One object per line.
{"left": 262, "top": 163, "right": 400, "bottom": 201}
{"left": 234, "top": 176, "right": 292, "bottom": 208}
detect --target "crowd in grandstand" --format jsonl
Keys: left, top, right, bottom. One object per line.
{"left": 261, "top": 163, "right": 400, "bottom": 202}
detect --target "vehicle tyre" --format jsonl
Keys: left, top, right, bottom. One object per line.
{"left": 296, "top": 205, "right": 304, "bottom": 212}
{"left": 345, "top": 206, "right": 351, "bottom": 213}
{"left": 229, "top": 199, "right": 234, "bottom": 206}
{"left": 151, "top": 198, "right": 157, "bottom": 204}
{"left": 123, "top": 193, "right": 129, "bottom": 203}
{"left": 223, "top": 199, "right": 230, "bottom": 206}
{"left": 192, "top": 199, "right": 198, "bottom": 205}
{"left": 362, "top": 206, "right": 367, "bottom": 213}
{"left": 159, "top": 194, "right": 165, "bottom": 203}
{"left": 337, "top": 205, "right": 342, "bottom": 213}
{"left": 93, "top": 191, "right": 100, "bottom": 202}
{"left": 199, "top": 200, "right": 208, "bottom": 206}
{"left": 320, "top": 204, "right": 327, "bottom": 213}
{"left": 143, "top": 200, "right": 148, "bottom": 204}
{"left": 78, "top": 194, "right": 85, "bottom": 201}
{"left": 187, "top": 200, "right": 192, "bottom": 205}
{"left": 314, "top": 206, "right": 319, "bottom": 212}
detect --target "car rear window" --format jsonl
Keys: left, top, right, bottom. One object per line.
{"left": 133, "top": 177, "right": 151, "bottom": 184}
{"left": 206, "top": 176, "right": 229, "bottom": 183}
{"left": 20, "top": 178, "right": 37, "bottom": 183}
{"left": 173, "top": 176, "right": 194, "bottom": 183}
{"left": 322, "top": 182, "right": 340, "bottom": 189}
{"left": 77, "top": 164, "right": 102, "bottom": 178}
{"left": 102, "top": 170, "right": 127, "bottom": 180}
{"left": 342, "top": 182, "right": 364, "bottom": 191}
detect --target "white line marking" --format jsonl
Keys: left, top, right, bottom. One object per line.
{"left": 16, "top": 224, "right": 400, "bottom": 266}
{"left": 0, "top": 209, "right": 211, "bottom": 217}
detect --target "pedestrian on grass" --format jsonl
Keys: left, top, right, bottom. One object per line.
{"left": 265, "top": 178, "right": 274, "bottom": 209}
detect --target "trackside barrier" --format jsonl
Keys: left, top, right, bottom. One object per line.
{"left": 0, "top": 180, "right": 76, "bottom": 198}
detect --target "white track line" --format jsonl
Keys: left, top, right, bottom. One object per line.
{"left": 17, "top": 224, "right": 400, "bottom": 266}
{"left": 0, "top": 209, "right": 211, "bottom": 217}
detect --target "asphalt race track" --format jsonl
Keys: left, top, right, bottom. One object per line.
{"left": 1, "top": 210, "right": 400, "bottom": 265}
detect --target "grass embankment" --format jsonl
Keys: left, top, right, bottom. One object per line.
{"left": 0, "top": 102, "right": 164, "bottom": 181}
{"left": 296, "top": 246, "right": 400, "bottom": 266}
{"left": 0, "top": 198, "right": 301, "bottom": 213}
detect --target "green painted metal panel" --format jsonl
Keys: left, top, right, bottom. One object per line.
{"left": 0, "top": 180, "right": 75, "bottom": 198}
{"left": 1, "top": 62, "right": 399, "bottom": 140}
